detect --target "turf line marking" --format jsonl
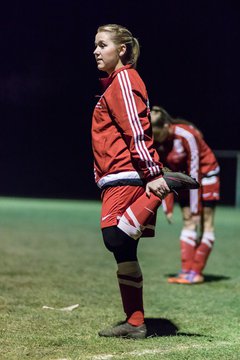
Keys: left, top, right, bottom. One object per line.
{"left": 91, "top": 341, "right": 234, "bottom": 360}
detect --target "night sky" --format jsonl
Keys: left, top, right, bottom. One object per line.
{"left": 1, "top": 1, "right": 239, "bottom": 200}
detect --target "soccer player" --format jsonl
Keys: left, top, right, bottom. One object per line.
{"left": 91, "top": 25, "right": 198, "bottom": 338}
{"left": 151, "top": 106, "right": 220, "bottom": 284}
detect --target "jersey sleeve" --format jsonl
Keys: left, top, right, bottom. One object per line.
{"left": 107, "top": 70, "right": 163, "bottom": 182}
{"left": 177, "top": 128, "right": 201, "bottom": 215}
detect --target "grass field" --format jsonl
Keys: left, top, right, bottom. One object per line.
{"left": 0, "top": 197, "right": 239, "bottom": 360}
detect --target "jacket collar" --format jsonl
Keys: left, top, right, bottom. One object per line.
{"left": 99, "top": 64, "right": 133, "bottom": 92}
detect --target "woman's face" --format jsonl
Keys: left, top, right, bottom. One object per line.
{"left": 94, "top": 31, "right": 124, "bottom": 75}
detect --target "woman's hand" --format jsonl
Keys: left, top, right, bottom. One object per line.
{"left": 146, "top": 177, "right": 170, "bottom": 199}
{"left": 166, "top": 212, "right": 173, "bottom": 224}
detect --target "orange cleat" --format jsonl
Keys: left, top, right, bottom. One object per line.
{"left": 167, "top": 270, "right": 189, "bottom": 284}
{"left": 177, "top": 270, "right": 204, "bottom": 284}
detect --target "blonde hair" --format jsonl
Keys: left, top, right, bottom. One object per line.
{"left": 151, "top": 106, "right": 173, "bottom": 126}
{"left": 151, "top": 105, "right": 203, "bottom": 137}
{"left": 97, "top": 24, "right": 140, "bottom": 68}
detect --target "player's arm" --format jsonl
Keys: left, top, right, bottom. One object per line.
{"left": 110, "top": 80, "right": 163, "bottom": 182}
{"left": 183, "top": 135, "right": 202, "bottom": 216}
{"left": 162, "top": 193, "right": 175, "bottom": 223}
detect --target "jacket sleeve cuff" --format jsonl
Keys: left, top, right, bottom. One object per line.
{"left": 145, "top": 173, "right": 163, "bottom": 183}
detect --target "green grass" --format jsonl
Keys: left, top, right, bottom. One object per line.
{"left": 0, "top": 197, "right": 239, "bottom": 359}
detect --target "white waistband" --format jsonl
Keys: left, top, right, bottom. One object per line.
{"left": 97, "top": 171, "right": 141, "bottom": 188}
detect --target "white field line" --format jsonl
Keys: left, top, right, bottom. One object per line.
{"left": 90, "top": 341, "right": 235, "bottom": 360}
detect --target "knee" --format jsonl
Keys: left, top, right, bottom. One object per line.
{"left": 183, "top": 215, "right": 200, "bottom": 230}
{"left": 102, "top": 226, "right": 138, "bottom": 263}
{"left": 102, "top": 226, "right": 130, "bottom": 253}
{"left": 181, "top": 207, "right": 196, "bottom": 230}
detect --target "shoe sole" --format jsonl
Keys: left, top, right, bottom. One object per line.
{"left": 99, "top": 324, "right": 147, "bottom": 339}
{"left": 99, "top": 332, "right": 146, "bottom": 339}
{"left": 163, "top": 172, "right": 200, "bottom": 191}
{"left": 177, "top": 278, "right": 204, "bottom": 284}
{"left": 167, "top": 277, "right": 182, "bottom": 283}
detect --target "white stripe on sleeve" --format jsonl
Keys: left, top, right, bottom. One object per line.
{"left": 118, "top": 70, "right": 161, "bottom": 177}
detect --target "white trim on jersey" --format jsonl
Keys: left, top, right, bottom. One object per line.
{"left": 97, "top": 171, "right": 141, "bottom": 188}
{"left": 203, "top": 166, "right": 220, "bottom": 177}
{"left": 117, "top": 70, "right": 161, "bottom": 177}
{"left": 174, "top": 126, "right": 199, "bottom": 180}
{"left": 201, "top": 175, "right": 218, "bottom": 186}
{"left": 202, "top": 192, "right": 219, "bottom": 199}
{"left": 175, "top": 126, "right": 199, "bottom": 213}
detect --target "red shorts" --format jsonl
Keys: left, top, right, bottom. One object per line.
{"left": 201, "top": 175, "right": 220, "bottom": 202}
{"left": 101, "top": 186, "right": 161, "bottom": 238}
{"left": 163, "top": 175, "right": 220, "bottom": 215}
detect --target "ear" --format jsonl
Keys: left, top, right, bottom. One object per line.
{"left": 119, "top": 44, "right": 127, "bottom": 57}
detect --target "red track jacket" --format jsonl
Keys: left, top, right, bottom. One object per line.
{"left": 92, "top": 65, "right": 163, "bottom": 189}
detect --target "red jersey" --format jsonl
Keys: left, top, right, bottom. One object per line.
{"left": 91, "top": 65, "right": 163, "bottom": 189}
{"left": 157, "top": 124, "right": 220, "bottom": 214}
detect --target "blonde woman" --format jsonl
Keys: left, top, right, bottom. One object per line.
{"left": 91, "top": 25, "right": 198, "bottom": 338}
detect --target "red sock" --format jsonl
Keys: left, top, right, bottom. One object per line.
{"left": 191, "top": 232, "right": 214, "bottom": 273}
{"left": 117, "top": 261, "right": 144, "bottom": 323}
{"left": 128, "top": 192, "right": 161, "bottom": 225}
{"left": 128, "top": 311, "right": 144, "bottom": 326}
{"left": 180, "top": 229, "right": 197, "bottom": 272}
{"left": 118, "top": 192, "right": 161, "bottom": 239}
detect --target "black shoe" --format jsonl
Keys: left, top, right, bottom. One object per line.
{"left": 98, "top": 322, "right": 147, "bottom": 339}
{"left": 163, "top": 170, "right": 200, "bottom": 193}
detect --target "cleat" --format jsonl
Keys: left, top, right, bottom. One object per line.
{"left": 98, "top": 321, "right": 147, "bottom": 339}
{"left": 163, "top": 171, "right": 200, "bottom": 193}
{"left": 177, "top": 270, "right": 204, "bottom": 284}
{"left": 167, "top": 270, "right": 190, "bottom": 284}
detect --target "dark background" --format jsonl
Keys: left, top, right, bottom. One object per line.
{"left": 1, "top": 0, "right": 239, "bottom": 202}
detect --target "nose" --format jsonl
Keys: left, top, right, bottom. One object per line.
{"left": 93, "top": 46, "right": 99, "bottom": 56}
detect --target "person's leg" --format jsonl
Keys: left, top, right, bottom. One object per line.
{"left": 180, "top": 207, "right": 199, "bottom": 271}
{"left": 99, "top": 226, "right": 146, "bottom": 338}
{"left": 102, "top": 226, "right": 144, "bottom": 323}
{"left": 117, "top": 191, "right": 161, "bottom": 240}
{"left": 114, "top": 191, "right": 161, "bottom": 320}
{"left": 168, "top": 206, "right": 198, "bottom": 283}
{"left": 179, "top": 172, "right": 220, "bottom": 284}
{"left": 191, "top": 205, "right": 216, "bottom": 274}
{"left": 99, "top": 187, "right": 162, "bottom": 338}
